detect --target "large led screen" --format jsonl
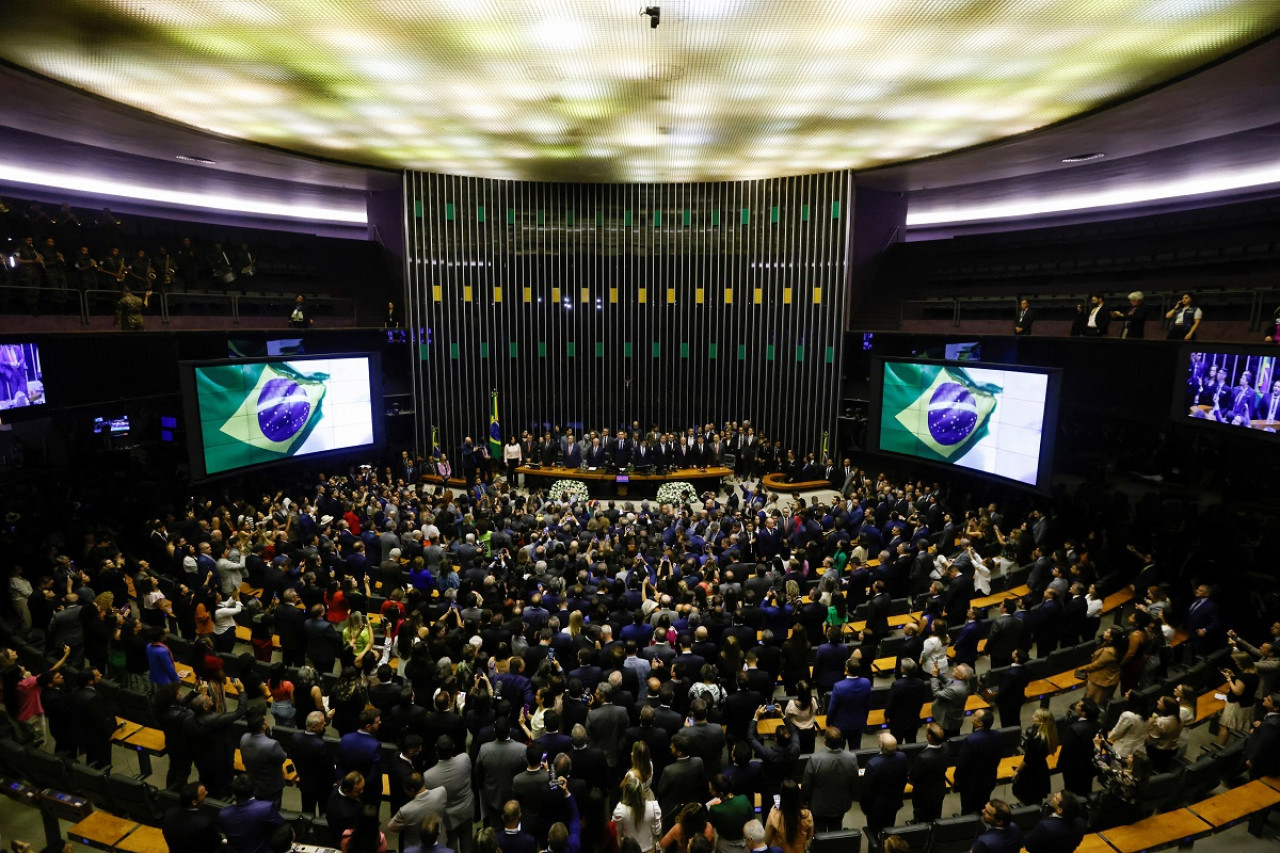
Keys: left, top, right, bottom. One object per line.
{"left": 1179, "top": 346, "right": 1280, "bottom": 434}
{"left": 183, "top": 354, "right": 380, "bottom": 478}
{"left": 0, "top": 343, "right": 45, "bottom": 410}
{"left": 872, "top": 358, "right": 1059, "bottom": 489}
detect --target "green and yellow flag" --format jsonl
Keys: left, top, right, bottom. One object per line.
{"left": 489, "top": 390, "right": 502, "bottom": 457}
{"left": 880, "top": 362, "right": 999, "bottom": 462}
{"left": 197, "top": 362, "right": 328, "bottom": 474}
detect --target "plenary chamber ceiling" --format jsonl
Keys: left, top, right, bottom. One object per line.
{"left": 406, "top": 171, "right": 852, "bottom": 457}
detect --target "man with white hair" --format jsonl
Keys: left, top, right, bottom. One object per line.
{"left": 860, "top": 732, "right": 909, "bottom": 848}
{"left": 1112, "top": 290, "right": 1149, "bottom": 339}
{"left": 743, "top": 819, "right": 779, "bottom": 853}
{"left": 217, "top": 547, "right": 246, "bottom": 597}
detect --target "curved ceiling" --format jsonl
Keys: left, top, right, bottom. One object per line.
{"left": 4, "top": 1, "right": 1280, "bottom": 183}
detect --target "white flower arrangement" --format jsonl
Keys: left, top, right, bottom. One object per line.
{"left": 548, "top": 479, "right": 590, "bottom": 502}
{"left": 655, "top": 481, "right": 697, "bottom": 506}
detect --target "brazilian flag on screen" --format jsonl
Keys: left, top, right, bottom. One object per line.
{"left": 197, "top": 362, "right": 328, "bottom": 474}
{"left": 880, "top": 362, "right": 1000, "bottom": 463}
{"left": 489, "top": 390, "right": 501, "bottom": 457}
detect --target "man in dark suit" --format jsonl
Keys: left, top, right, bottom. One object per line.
{"left": 813, "top": 627, "right": 852, "bottom": 693}
{"left": 289, "top": 711, "right": 335, "bottom": 816}
{"left": 802, "top": 727, "right": 860, "bottom": 832}
{"left": 1024, "top": 790, "right": 1085, "bottom": 853}
{"left": 1183, "top": 584, "right": 1223, "bottom": 658}
{"left": 865, "top": 581, "right": 893, "bottom": 642}
{"left": 747, "top": 712, "right": 800, "bottom": 808}
{"left": 972, "top": 799, "right": 1023, "bottom": 853}
{"left": 1084, "top": 293, "right": 1110, "bottom": 336}
{"left": 953, "top": 710, "right": 1002, "bottom": 815}
{"left": 1014, "top": 299, "right": 1034, "bottom": 335}
{"left": 220, "top": 774, "right": 286, "bottom": 853}
{"left": 951, "top": 608, "right": 986, "bottom": 669}
{"left": 304, "top": 604, "right": 342, "bottom": 674}
{"left": 860, "top": 732, "right": 910, "bottom": 846}
{"left": 678, "top": 699, "right": 726, "bottom": 774}
{"left": 655, "top": 733, "right": 707, "bottom": 829}
{"left": 1057, "top": 700, "right": 1100, "bottom": 797}
{"left": 995, "top": 650, "right": 1032, "bottom": 730}
{"left": 1062, "top": 584, "right": 1089, "bottom": 647}
{"left": 1027, "top": 589, "right": 1065, "bottom": 657}
{"left": 71, "top": 668, "right": 118, "bottom": 769}
{"left": 885, "top": 659, "right": 931, "bottom": 744}
{"left": 163, "top": 782, "right": 223, "bottom": 853}
{"left": 274, "top": 591, "right": 308, "bottom": 667}
{"left": 562, "top": 437, "right": 583, "bottom": 469}
{"left": 909, "top": 724, "right": 949, "bottom": 824}
{"left": 1245, "top": 692, "right": 1280, "bottom": 779}
{"left": 985, "top": 598, "right": 1023, "bottom": 670}
{"left": 827, "top": 659, "right": 872, "bottom": 750}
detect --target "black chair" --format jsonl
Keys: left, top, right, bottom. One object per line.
{"left": 811, "top": 829, "right": 861, "bottom": 853}
{"left": 880, "top": 822, "right": 930, "bottom": 852}
{"left": 295, "top": 814, "right": 331, "bottom": 845}
{"left": 0, "top": 738, "right": 27, "bottom": 775}
{"left": 108, "top": 773, "right": 165, "bottom": 823}
{"left": 68, "top": 763, "right": 113, "bottom": 810}
{"left": 1176, "top": 754, "right": 1222, "bottom": 805}
{"left": 1136, "top": 769, "right": 1184, "bottom": 815}
{"left": 930, "top": 814, "right": 982, "bottom": 853}
{"left": 152, "top": 785, "right": 180, "bottom": 814}
{"left": 24, "top": 746, "right": 69, "bottom": 790}
{"left": 1010, "top": 804, "right": 1043, "bottom": 832}
{"left": 996, "top": 725, "right": 1022, "bottom": 755}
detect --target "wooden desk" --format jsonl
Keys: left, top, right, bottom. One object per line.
{"left": 757, "top": 715, "right": 824, "bottom": 736}
{"left": 1102, "top": 588, "right": 1136, "bottom": 614}
{"left": 1193, "top": 685, "right": 1229, "bottom": 726}
{"left": 121, "top": 725, "right": 167, "bottom": 778}
{"left": 945, "top": 749, "right": 1057, "bottom": 786}
{"left": 113, "top": 717, "right": 143, "bottom": 742}
{"left": 1186, "top": 778, "right": 1280, "bottom": 828}
{"left": 1098, "top": 807, "right": 1211, "bottom": 852}
{"left": 518, "top": 465, "right": 731, "bottom": 484}
{"left": 67, "top": 812, "right": 139, "bottom": 851}
{"left": 116, "top": 824, "right": 168, "bottom": 853}
{"left": 1074, "top": 834, "right": 1118, "bottom": 853}
{"left": 178, "top": 668, "right": 241, "bottom": 696}
{"left": 970, "top": 590, "right": 1016, "bottom": 610}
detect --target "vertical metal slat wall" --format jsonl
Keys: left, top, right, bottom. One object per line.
{"left": 404, "top": 171, "right": 852, "bottom": 463}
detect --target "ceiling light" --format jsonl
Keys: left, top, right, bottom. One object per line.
{"left": 1061, "top": 152, "right": 1106, "bottom": 163}
{"left": 0, "top": 162, "right": 366, "bottom": 224}
{"left": 175, "top": 154, "right": 216, "bottom": 164}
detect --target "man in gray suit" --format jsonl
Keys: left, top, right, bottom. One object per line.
{"left": 929, "top": 663, "right": 973, "bottom": 740}
{"left": 238, "top": 714, "right": 287, "bottom": 807}
{"left": 586, "top": 683, "right": 630, "bottom": 771}
{"left": 476, "top": 715, "right": 527, "bottom": 827}
{"left": 385, "top": 772, "right": 447, "bottom": 850}
{"left": 802, "top": 727, "right": 860, "bottom": 833}
{"left": 654, "top": 733, "right": 707, "bottom": 830}
{"left": 423, "top": 736, "right": 475, "bottom": 853}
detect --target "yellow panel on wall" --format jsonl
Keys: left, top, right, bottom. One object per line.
{"left": 782, "top": 287, "right": 793, "bottom": 305}
{"left": 493, "top": 286, "right": 503, "bottom": 303}
{"left": 580, "top": 287, "right": 590, "bottom": 303}
{"left": 813, "top": 287, "right": 822, "bottom": 304}
{"left": 753, "top": 288, "right": 762, "bottom": 305}
{"left": 432, "top": 285, "right": 443, "bottom": 302}
{"left": 609, "top": 287, "right": 618, "bottom": 304}
{"left": 463, "top": 285, "right": 473, "bottom": 302}
{"left": 552, "top": 287, "right": 561, "bottom": 302}
{"left": 724, "top": 288, "right": 733, "bottom": 304}
{"left": 638, "top": 287, "right": 647, "bottom": 304}
{"left": 667, "top": 287, "right": 676, "bottom": 304}
{"left": 523, "top": 286, "right": 532, "bottom": 303}
{"left": 695, "top": 288, "right": 705, "bottom": 304}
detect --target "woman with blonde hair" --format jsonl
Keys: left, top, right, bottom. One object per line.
{"left": 623, "top": 741, "right": 655, "bottom": 799}
{"left": 343, "top": 610, "right": 375, "bottom": 662}
{"left": 1012, "top": 707, "right": 1058, "bottom": 806}
{"left": 611, "top": 773, "right": 662, "bottom": 853}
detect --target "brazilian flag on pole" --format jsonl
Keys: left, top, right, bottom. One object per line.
{"left": 880, "top": 361, "right": 999, "bottom": 463}
{"left": 196, "top": 362, "right": 328, "bottom": 475}
{"left": 489, "top": 389, "right": 501, "bottom": 458}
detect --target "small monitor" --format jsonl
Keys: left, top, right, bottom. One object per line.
{"left": 93, "top": 416, "right": 130, "bottom": 436}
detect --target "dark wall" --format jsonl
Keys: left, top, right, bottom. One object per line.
{"left": 405, "top": 172, "right": 855, "bottom": 457}
{"left": 848, "top": 185, "right": 908, "bottom": 319}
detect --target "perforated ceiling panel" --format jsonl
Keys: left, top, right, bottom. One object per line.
{"left": 4, "top": 0, "right": 1279, "bottom": 181}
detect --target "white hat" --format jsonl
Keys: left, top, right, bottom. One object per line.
{"left": 1129, "top": 291, "right": 1144, "bottom": 300}
{"left": 320, "top": 515, "right": 334, "bottom": 526}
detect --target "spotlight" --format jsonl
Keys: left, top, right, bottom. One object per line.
{"left": 641, "top": 6, "right": 660, "bottom": 28}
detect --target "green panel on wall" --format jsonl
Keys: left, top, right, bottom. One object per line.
{"left": 449, "top": 342, "right": 459, "bottom": 359}
{"left": 770, "top": 206, "right": 779, "bottom": 223}
{"left": 413, "top": 200, "right": 423, "bottom": 218}
{"left": 507, "top": 208, "right": 515, "bottom": 224}
{"left": 566, "top": 342, "right": 576, "bottom": 357}
{"left": 741, "top": 207, "right": 750, "bottom": 225}
{"left": 651, "top": 342, "right": 661, "bottom": 358}
{"left": 624, "top": 210, "right": 632, "bottom": 227}
{"left": 682, "top": 210, "right": 691, "bottom": 227}
{"left": 479, "top": 341, "right": 489, "bottom": 358}
{"left": 832, "top": 200, "right": 841, "bottom": 219}
{"left": 766, "top": 344, "right": 775, "bottom": 361}
{"left": 801, "top": 204, "right": 810, "bottom": 222}
{"left": 796, "top": 345, "right": 805, "bottom": 362}
{"left": 566, "top": 210, "right": 575, "bottom": 226}
{"left": 538, "top": 342, "right": 547, "bottom": 358}
{"left": 825, "top": 346, "right": 835, "bottom": 364}
{"left": 680, "top": 342, "right": 689, "bottom": 358}
{"left": 712, "top": 208, "right": 721, "bottom": 226}
{"left": 509, "top": 342, "right": 518, "bottom": 358}
{"left": 445, "top": 203, "right": 455, "bottom": 221}
{"left": 737, "top": 344, "right": 746, "bottom": 360}
{"left": 536, "top": 209, "right": 545, "bottom": 225}
{"left": 476, "top": 206, "right": 485, "bottom": 222}
{"left": 653, "top": 209, "right": 662, "bottom": 227}
{"left": 418, "top": 343, "right": 429, "bottom": 360}
{"left": 708, "top": 343, "right": 718, "bottom": 359}
{"left": 595, "top": 210, "right": 603, "bottom": 227}
{"left": 624, "top": 342, "right": 633, "bottom": 358}
{"left": 595, "top": 341, "right": 604, "bottom": 358}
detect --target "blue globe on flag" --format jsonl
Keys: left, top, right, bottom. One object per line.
{"left": 257, "top": 377, "right": 312, "bottom": 442}
{"left": 927, "top": 382, "right": 979, "bottom": 446}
